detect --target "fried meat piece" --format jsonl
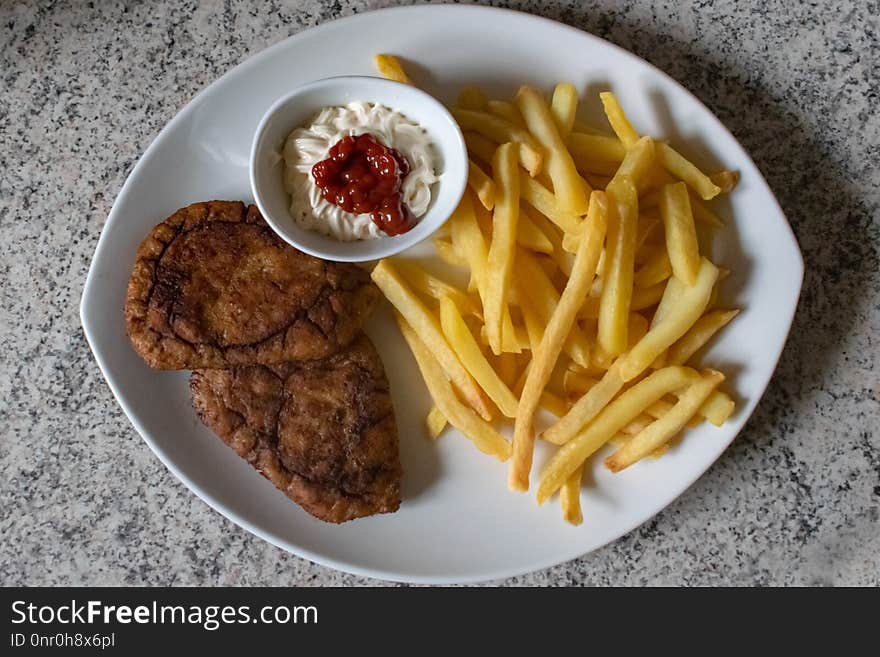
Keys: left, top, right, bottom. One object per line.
{"left": 125, "top": 201, "right": 379, "bottom": 369}
{"left": 190, "top": 334, "right": 401, "bottom": 523}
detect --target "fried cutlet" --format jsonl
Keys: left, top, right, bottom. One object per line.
{"left": 125, "top": 201, "right": 379, "bottom": 369}
{"left": 190, "top": 334, "right": 401, "bottom": 523}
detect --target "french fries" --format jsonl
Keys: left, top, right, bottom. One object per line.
{"left": 451, "top": 109, "right": 543, "bottom": 176}
{"left": 373, "top": 54, "right": 412, "bottom": 84}
{"left": 537, "top": 366, "right": 701, "bottom": 503}
{"left": 440, "top": 296, "right": 519, "bottom": 418}
{"left": 366, "top": 70, "right": 742, "bottom": 524}
{"left": 484, "top": 143, "right": 520, "bottom": 355}
{"left": 605, "top": 370, "right": 724, "bottom": 472}
{"left": 398, "top": 317, "right": 511, "bottom": 460}
{"left": 659, "top": 182, "right": 700, "bottom": 285}
{"left": 510, "top": 193, "right": 608, "bottom": 491}
{"left": 516, "top": 85, "right": 590, "bottom": 214}
{"left": 372, "top": 260, "right": 493, "bottom": 420}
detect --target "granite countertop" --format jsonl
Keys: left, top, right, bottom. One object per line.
{"left": 1, "top": 0, "right": 877, "bottom": 586}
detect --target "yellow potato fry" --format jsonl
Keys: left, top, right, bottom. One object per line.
{"left": 426, "top": 405, "right": 447, "bottom": 439}
{"left": 487, "top": 99, "right": 525, "bottom": 128}
{"left": 484, "top": 143, "right": 520, "bottom": 355}
{"left": 517, "top": 207, "right": 554, "bottom": 254}
{"left": 597, "top": 175, "right": 638, "bottom": 356}
{"left": 434, "top": 238, "right": 467, "bottom": 267}
{"left": 520, "top": 176, "right": 583, "bottom": 235}
{"left": 634, "top": 248, "right": 672, "bottom": 288}
{"left": 567, "top": 132, "right": 627, "bottom": 163}
{"left": 519, "top": 293, "right": 544, "bottom": 353}
{"left": 516, "top": 85, "right": 590, "bottom": 214}
{"left": 560, "top": 464, "right": 584, "bottom": 525}
{"left": 467, "top": 159, "right": 496, "bottom": 210}
{"left": 450, "top": 190, "right": 488, "bottom": 293}
{"left": 621, "top": 413, "right": 655, "bottom": 436}
{"left": 659, "top": 181, "right": 701, "bottom": 286}
{"left": 592, "top": 312, "right": 648, "bottom": 370}
{"left": 516, "top": 249, "right": 592, "bottom": 367}
{"left": 667, "top": 309, "right": 739, "bottom": 366}
{"left": 397, "top": 317, "right": 511, "bottom": 460}
{"left": 599, "top": 91, "right": 640, "bottom": 147}
{"left": 527, "top": 209, "right": 575, "bottom": 276}
{"left": 510, "top": 193, "right": 608, "bottom": 491}
{"left": 636, "top": 215, "right": 661, "bottom": 251}
{"left": 613, "top": 136, "right": 656, "bottom": 188}
{"left": 689, "top": 192, "right": 725, "bottom": 228}
{"left": 373, "top": 54, "right": 412, "bottom": 84}
{"left": 631, "top": 282, "right": 667, "bottom": 311}
{"left": 452, "top": 109, "right": 543, "bottom": 176}
{"left": 440, "top": 296, "right": 519, "bottom": 418}
{"left": 373, "top": 260, "right": 492, "bottom": 419}
{"left": 618, "top": 258, "right": 719, "bottom": 381}
{"left": 656, "top": 142, "right": 721, "bottom": 200}
{"left": 605, "top": 370, "right": 724, "bottom": 472}
{"left": 541, "top": 390, "right": 570, "bottom": 417}
{"left": 542, "top": 362, "right": 625, "bottom": 446}
{"left": 394, "top": 259, "right": 483, "bottom": 320}
{"left": 458, "top": 85, "right": 488, "bottom": 111}
{"left": 699, "top": 390, "right": 735, "bottom": 426}
{"left": 537, "top": 366, "right": 701, "bottom": 502}
{"left": 551, "top": 82, "right": 578, "bottom": 137}
{"left": 463, "top": 131, "right": 497, "bottom": 164}
{"left": 497, "top": 351, "right": 519, "bottom": 388}
{"left": 709, "top": 170, "right": 739, "bottom": 193}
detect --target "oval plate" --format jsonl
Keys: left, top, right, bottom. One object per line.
{"left": 80, "top": 5, "right": 803, "bottom": 583}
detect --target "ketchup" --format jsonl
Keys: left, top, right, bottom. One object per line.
{"left": 311, "top": 133, "right": 414, "bottom": 236}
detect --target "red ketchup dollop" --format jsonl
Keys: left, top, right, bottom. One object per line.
{"left": 311, "top": 133, "right": 414, "bottom": 236}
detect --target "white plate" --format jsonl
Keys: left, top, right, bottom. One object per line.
{"left": 80, "top": 5, "right": 803, "bottom": 584}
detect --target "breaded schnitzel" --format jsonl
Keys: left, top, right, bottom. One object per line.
{"left": 125, "top": 201, "right": 379, "bottom": 369}
{"left": 190, "top": 334, "right": 401, "bottom": 523}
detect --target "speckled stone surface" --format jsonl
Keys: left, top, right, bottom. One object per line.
{"left": 1, "top": 0, "right": 877, "bottom": 587}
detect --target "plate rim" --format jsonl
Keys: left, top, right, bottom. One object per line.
{"left": 80, "top": 3, "right": 804, "bottom": 584}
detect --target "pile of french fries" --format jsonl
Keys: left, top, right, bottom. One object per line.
{"left": 372, "top": 55, "right": 740, "bottom": 525}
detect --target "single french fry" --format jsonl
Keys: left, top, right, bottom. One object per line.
{"left": 426, "top": 405, "right": 447, "bottom": 439}
{"left": 372, "top": 260, "right": 492, "bottom": 419}
{"left": 434, "top": 238, "right": 467, "bottom": 268}
{"left": 605, "top": 370, "right": 724, "bottom": 471}
{"left": 450, "top": 190, "right": 488, "bottom": 293}
{"left": 497, "top": 351, "right": 519, "bottom": 388}
{"left": 517, "top": 207, "right": 554, "bottom": 254}
{"left": 537, "top": 366, "right": 701, "bottom": 502}
{"left": 551, "top": 82, "right": 578, "bottom": 138}
{"left": 612, "top": 136, "right": 656, "bottom": 188}
{"left": 484, "top": 143, "right": 520, "bottom": 355}
{"left": 373, "top": 54, "right": 412, "bottom": 84}
{"left": 597, "top": 175, "right": 638, "bottom": 356}
{"left": 467, "top": 159, "right": 496, "bottom": 210}
{"left": 699, "top": 390, "right": 735, "bottom": 426}
{"left": 667, "top": 309, "right": 739, "bottom": 366}
{"left": 487, "top": 99, "right": 525, "bottom": 128}
{"left": 510, "top": 193, "right": 608, "bottom": 491}
{"left": 395, "top": 259, "right": 483, "bottom": 320}
{"left": 599, "top": 91, "right": 640, "bottom": 147}
{"left": 542, "top": 362, "right": 625, "bottom": 446}
{"left": 617, "top": 258, "right": 719, "bottom": 381}
{"left": 560, "top": 464, "right": 584, "bottom": 525}
{"left": 440, "top": 296, "right": 519, "bottom": 418}
{"left": 634, "top": 248, "right": 673, "bottom": 288}
{"left": 458, "top": 85, "right": 488, "bottom": 111}
{"left": 659, "top": 181, "right": 701, "bottom": 286}
{"left": 567, "top": 132, "right": 627, "bottom": 163}
{"left": 709, "top": 170, "right": 739, "bottom": 194}
{"left": 656, "top": 142, "right": 721, "bottom": 200}
{"left": 452, "top": 109, "right": 543, "bottom": 176}
{"left": 397, "top": 316, "right": 511, "bottom": 460}
{"left": 516, "top": 85, "right": 590, "bottom": 214}
{"left": 520, "top": 176, "right": 583, "bottom": 235}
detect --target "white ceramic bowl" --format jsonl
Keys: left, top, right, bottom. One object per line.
{"left": 250, "top": 75, "right": 467, "bottom": 262}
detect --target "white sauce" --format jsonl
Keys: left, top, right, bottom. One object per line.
{"left": 282, "top": 101, "right": 438, "bottom": 240}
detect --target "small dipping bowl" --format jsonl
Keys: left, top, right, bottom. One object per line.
{"left": 250, "top": 75, "right": 467, "bottom": 262}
